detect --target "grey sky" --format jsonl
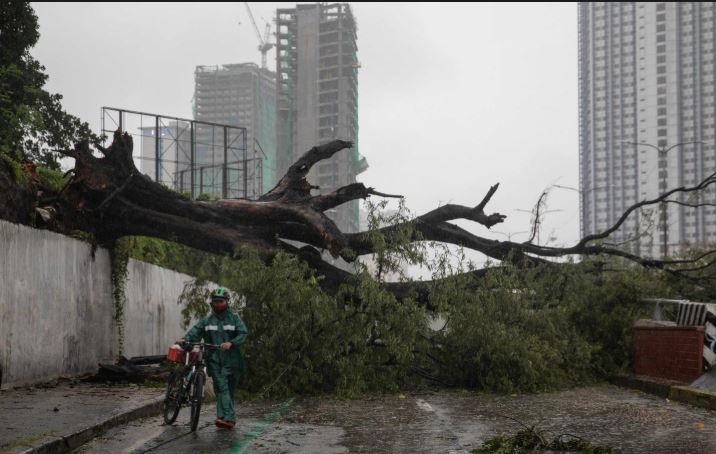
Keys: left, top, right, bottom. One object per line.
{"left": 31, "top": 2, "right": 579, "bottom": 257}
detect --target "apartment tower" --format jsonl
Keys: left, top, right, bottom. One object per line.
{"left": 579, "top": 2, "right": 716, "bottom": 257}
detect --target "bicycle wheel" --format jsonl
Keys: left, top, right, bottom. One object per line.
{"left": 189, "top": 370, "right": 205, "bottom": 432}
{"left": 163, "top": 368, "right": 185, "bottom": 425}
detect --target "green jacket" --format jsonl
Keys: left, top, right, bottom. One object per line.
{"left": 184, "top": 310, "right": 248, "bottom": 375}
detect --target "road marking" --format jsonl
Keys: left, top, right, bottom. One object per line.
{"left": 227, "top": 397, "right": 295, "bottom": 454}
{"left": 415, "top": 397, "right": 470, "bottom": 453}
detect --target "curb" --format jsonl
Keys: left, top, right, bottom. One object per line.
{"left": 610, "top": 375, "right": 673, "bottom": 398}
{"left": 669, "top": 385, "right": 716, "bottom": 410}
{"left": 18, "top": 396, "right": 164, "bottom": 454}
{"left": 612, "top": 375, "right": 716, "bottom": 411}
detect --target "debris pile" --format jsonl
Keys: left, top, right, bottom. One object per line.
{"left": 89, "top": 355, "right": 173, "bottom": 384}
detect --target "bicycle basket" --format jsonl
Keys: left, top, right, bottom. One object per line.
{"left": 166, "top": 346, "right": 185, "bottom": 363}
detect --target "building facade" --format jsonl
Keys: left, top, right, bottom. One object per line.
{"left": 276, "top": 3, "right": 367, "bottom": 233}
{"left": 138, "top": 120, "right": 192, "bottom": 190}
{"left": 193, "top": 63, "right": 277, "bottom": 197}
{"left": 579, "top": 2, "right": 716, "bottom": 258}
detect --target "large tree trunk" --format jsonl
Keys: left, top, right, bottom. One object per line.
{"left": 10, "top": 130, "right": 716, "bottom": 302}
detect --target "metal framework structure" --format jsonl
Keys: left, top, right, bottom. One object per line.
{"left": 193, "top": 63, "right": 277, "bottom": 194}
{"left": 101, "top": 107, "right": 263, "bottom": 200}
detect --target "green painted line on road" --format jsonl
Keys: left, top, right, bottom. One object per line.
{"left": 227, "top": 397, "right": 296, "bottom": 454}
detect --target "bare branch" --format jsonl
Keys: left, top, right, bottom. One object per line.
{"left": 260, "top": 140, "right": 353, "bottom": 202}
{"left": 475, "top": 183, "right": 500, "bottom": 212}
{"left": 577, "top": 171, "right": 716, "bottom": 248}
{"left": 673, "top": 258, "right": 716, "bottom": 273}
{"left": 664, "top": 200, "right": 716, "bottom": 209}
{"left": 524, "top": 190, "right": 548, "bottom": 244}
{"left": 309, "top": 183, "right": 402, "bottom": 212}
{"left": 659, "top": 249, "right": 716, "bottom": 265}
{"left": 419, "top": 184, "right": 505, "bottom": 227}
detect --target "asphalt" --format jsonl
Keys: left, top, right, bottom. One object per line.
{"left": 1, "top": 373, "right": 716, "bottom": 454}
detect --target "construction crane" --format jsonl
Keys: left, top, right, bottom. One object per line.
{"left": 244, "top": 2, "right": 274, "bottom": 70}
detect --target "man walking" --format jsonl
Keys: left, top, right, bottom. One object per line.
{"left": 181, "top": 287, "right": 248, "bottom": 429}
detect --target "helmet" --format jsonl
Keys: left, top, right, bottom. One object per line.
{"left": 210, "top": 287, "right": 231, "bottom": 301}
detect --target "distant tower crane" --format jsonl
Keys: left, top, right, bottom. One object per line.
{"left": 244, "top": 2, "right": 274, "bottom": 70}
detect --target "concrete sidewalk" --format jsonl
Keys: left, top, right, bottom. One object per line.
{"left": 0, "top": 380, "right": 164, "bottom": 454}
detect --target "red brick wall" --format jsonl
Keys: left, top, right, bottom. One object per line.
{"left": 632, "top": 325, "right": 704, "bottom": 383}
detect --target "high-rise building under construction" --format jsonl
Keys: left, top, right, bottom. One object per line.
{"left": 276, "top": 3, "right": 367, "bottom": 233}
{"left": 193, "top": 63, "right": 277, "bottom": 198}
{"left": 579, "top": 2, "right": 716, "bottom": 258}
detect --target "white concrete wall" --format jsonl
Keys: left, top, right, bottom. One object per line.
{"left": 123, "top": 259, "right": 193, "bottom": 359}
{"left": 0, "top": 220, "right": 196, "bottom": 389}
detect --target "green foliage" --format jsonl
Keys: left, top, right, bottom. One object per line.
{"left": 178, "top": 249, "right": 428, "bottom": 397}
{"left": 360, "top": 199, "right": 427, "bottom": 281}
{"left": 659, "top": 245, "right": 716, "bottom": 301}
{"left": 134, "top": 199, "right": 676, "bottom": 397}
{"left": 36, "top": 166, "right": 69, "bottom": 192}
{"left": 169, "top": 241, "right": 667, "bottom": 397}
{"left": 565, "top": 261, "right": 664, "bottom": 376}
{"left": 124, "top": 236, "right": 224, "bottom": 279}
{"left": 0, "top": 1, "right": 98, "bottom": 167}
{"left": 179, "top": 278, "right": 211, "bottom": 327}
{"left": 110, "top": 239, "right": 130, "bottom": 357}
{"left": 125, "top": 204, "right": 678, "bottom": 397}
{"left": 431, "top": 261, "right": 658, "bottom": 392}
{"left": 196, "top": 192, "right": 220, "bottom": 202}
{"left": 0, "top": 150, "right": 24, "bottom": 181}
{"left": 476, "top": 427, "right": 611, "bottom": 453}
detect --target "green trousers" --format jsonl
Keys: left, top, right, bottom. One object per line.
{"left": 211, "top": 365, "right": 239, "bottom": 422}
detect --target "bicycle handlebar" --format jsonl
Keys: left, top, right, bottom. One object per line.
{"left": 178, "top": 341, "right": 222, "bottom": 351}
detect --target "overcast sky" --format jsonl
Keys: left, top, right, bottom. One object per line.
{"left": 31, "top": 2, "right": 579, "bottom": 262}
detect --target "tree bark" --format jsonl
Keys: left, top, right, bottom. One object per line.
{"left": 7, "top": 130, "right": 716, "bottom": 303}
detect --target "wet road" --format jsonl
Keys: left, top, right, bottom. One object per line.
{"left": 73, "top": 385, "right": 716, "bottom": 453}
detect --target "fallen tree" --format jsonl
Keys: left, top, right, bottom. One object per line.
{"left": 10, "top": 130, "right": 710, "bottom": 303}
{"left": 5, "top": 2, "right": 715, "bottom": 396}
{"left": 5, "top": 2, "right": 714, "bottom": 395}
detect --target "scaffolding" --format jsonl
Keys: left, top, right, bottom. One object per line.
{"left": 101, "top": 107, "right": 262, "bottom": 200}
{"left": 275, "top": 3, "right": 366, "bottom": 232}
{"left": 276, "top": 7, "right": 298, "bottom": 180}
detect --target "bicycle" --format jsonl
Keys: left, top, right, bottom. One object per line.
{"left": 163, "top": 342, "right": 220, "bottom": 431}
